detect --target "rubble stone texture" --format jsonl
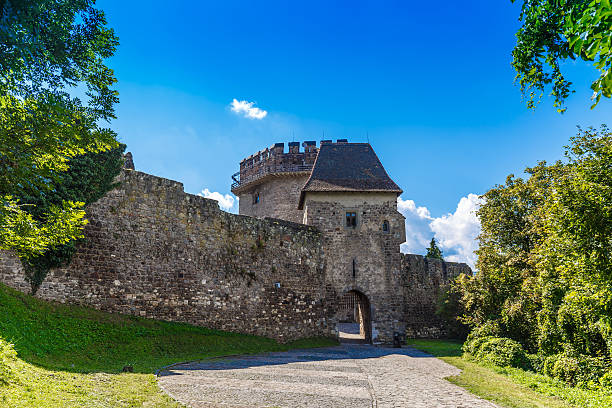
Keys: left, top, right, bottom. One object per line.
{"left": 0, "top": 140, "right": 472, "bottom": 343}
{"left": 0, "top": 170, "right": 330, "bottom": 341}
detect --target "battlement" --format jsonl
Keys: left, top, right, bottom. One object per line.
{"left": 231, "top": 139, "right": 348, "bottom": 194}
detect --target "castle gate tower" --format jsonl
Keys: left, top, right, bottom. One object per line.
{"left": 232, "top": 139, "right": 406, "bottom": 343}
{"left": 298, "top": 141, "right": 406, "bottom": 343}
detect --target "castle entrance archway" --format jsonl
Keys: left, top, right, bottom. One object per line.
{"left": 337, "top": 290, "right": 372, "bottom": 344}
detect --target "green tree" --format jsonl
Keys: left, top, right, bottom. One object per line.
{"left": 511, "top": 0, "right": 612, "bottom": 112}
{"left": 426, "top": 238, "right": 444, "bottom": 260}
{"left": 0, "top": 0, "right": 120, "bottom": 258}
{"left": 457, "top": 126, "right": 612, "bottom": 361}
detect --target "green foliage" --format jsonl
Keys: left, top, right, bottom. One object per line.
{"left": 21, "top": 145, "right": 126, "bottom": 293}
{"left": 464, "top": 336, "right": 531, "bottom": 369}
{"left": 599, "top": 370, "right": 612, "bottom": 388}
{"left": 407, "top": 339, "right": 612, "bottom": 408}
{"left": 511, "top": 0, "right": 612, "bottom": 112}
{"left": 541, "top": 353, "right": 611, "bottom": 387}
{"left": 436, "top": 278, "right": 470, "bottom": 340}
{"left": 426, "top": 237, "right": 444, "bottom": 260}
{"left": 0, "top": 282, "right": 337, "bottom": 374}
{"left": 0, "top": 0, "right": 120, "bottom": 258}
{"left": 457, "top": 126, "right": 612, "bottom": 386}
{"left": 0, "top": 197, "right": 87, "bottom": 258}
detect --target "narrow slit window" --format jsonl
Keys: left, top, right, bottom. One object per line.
{"left": 346, "top": 212, "right": 357, "bottom": 228}
{"left": 252, "top": 192, "right": 260, "bottom": 204}
{"left": 382, "top": 220, "right": 389, "bottom": 233}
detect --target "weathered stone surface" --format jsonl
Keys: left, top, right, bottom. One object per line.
{"left": 0, "top": 253, "right": 29, "bottom": 293}
{"left": 238, "top": 175, "right": 310, "bottom": 224}
{"left": 401, "top": 254, "right": 471, "bottom": 338}
{"left": 0, "top": 142, "right": 473, "bottom": 343}
{"left": 230, "top": 140, "right": 473, "bottom": 342}
{"left": 0, "top": 170, "right": 331, "bottom": 342}
{"left": 303, "top": 194, "right": 407, "bottom": 343}
{"left": 232, "top": 141, "right": 317, "bottom": 224}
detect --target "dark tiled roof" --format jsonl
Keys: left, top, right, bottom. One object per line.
{"left": 298, "top": 143, "right": 402, "bottom": 208}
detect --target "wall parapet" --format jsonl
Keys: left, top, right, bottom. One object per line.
{"left": 231, "top": 139, "right": 352, "bottom": 194}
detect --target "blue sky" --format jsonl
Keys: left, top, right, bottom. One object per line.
{"left": 97, "top": 0, "right": 612, "bottom": 264}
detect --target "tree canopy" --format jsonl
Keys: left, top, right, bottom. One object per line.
{"left": 511, "top": 0, "right": 612, "bottom": 112}
{"left": 426, "top": 238, "right": 444, "bottom": 260}
{"left": 0, "top": 0, "right": 120, "bottom": 258}
{"left": 456, "top": 126, "right": 612, "bottom": 374}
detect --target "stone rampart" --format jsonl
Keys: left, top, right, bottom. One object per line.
{"left": 0, "top": 170, "right": 330, "bottom": 342}
{"left": 401, "top": 254, "right": 471, "bottom": 338}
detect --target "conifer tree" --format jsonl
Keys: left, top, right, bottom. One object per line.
{"left": 426, "top": 238, "right": 444, "bottom": 260}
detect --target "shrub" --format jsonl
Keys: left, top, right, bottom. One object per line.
{"left": 467, "top": 321, "right": 502, "bottom": 342}
{"left": 526, "top": 353, "right": 545, "bottom": 373}
{"left": 462, "top": 321, "right": 502, "bottom": 355}
{"left": 463, "top": 335, "right": 493, "bottom": 356}
{"left": 599, "top": 370, "right": 612, "bottom": 389}
{"left": 541, "top": 353, "right": 611, "bottom": 387}
{"left": 474, "top": 337, "right": 531, "bottom": 369}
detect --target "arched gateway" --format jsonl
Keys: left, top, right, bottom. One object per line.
{"left": 337, "top": 290, "right": 372, "bottom": 343}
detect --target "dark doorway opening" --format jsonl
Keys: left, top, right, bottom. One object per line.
{"left": 337, "top": 290, "right": 372, "bottom": 344}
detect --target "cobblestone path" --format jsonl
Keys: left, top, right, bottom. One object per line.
{"left": 157, "top": 345, "right": 499, "bottom": 408}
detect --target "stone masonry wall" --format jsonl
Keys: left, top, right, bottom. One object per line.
{"left": 238, "top": 175, "right": 310, "bottom": 224}
{"left": 303, "top": 195, "right": 406, "bottom": 343}
{"left": 0, "top": 170, "right": 331, "bottom": 342}
{"left": 401, "top": 254, "right": 472, "bottom": 338}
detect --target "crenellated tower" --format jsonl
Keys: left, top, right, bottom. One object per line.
{"left": 231, "top": 140, "right": 338, "bottom": 223}
{"left": 231, "top": 139, "right": 407, "bottom": 343}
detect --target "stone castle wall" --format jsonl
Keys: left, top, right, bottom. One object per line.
{"left": 232, "top": 141, "right": 323, "bottom": 224}
{"left": 0, "top": 170, "right": 331, "bottom": 342}
{"left": 237, "top": 141, "right": 318, "bottom": 184}
{"left": 302, "top": 194, "right": 407, "bottom": 343}
{"left": 400, "top": 254, "right": 471, "bottom": 338}
{"left": 238, "top": 175, "right": 310, "bottom": 224}
{"left": 0, "top": 167, "right": 473, "bottom": 343}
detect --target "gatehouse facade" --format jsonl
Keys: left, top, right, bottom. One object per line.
{"left": 231, "top": 140, "right": 468, "bottom": 342}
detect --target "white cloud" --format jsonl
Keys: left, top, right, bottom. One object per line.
{"left": 198, "top": 189, "right": 237, "bottom": 212}
{"left": 397, "top": 194, "right": 483, "bottom": 269}
{"left": 230, "top": 99, "right": 268, "bottom": 120}
{"left": 397, "top": 198, "right": 434, "bottom": 255}
{"left": 430, "top": 194, "right": 483, "bottom": 268}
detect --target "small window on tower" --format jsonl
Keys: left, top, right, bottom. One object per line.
{"left": 252, "top": 192, "right": 260, "bottom": 204}
{"left": 345, "top": 212, "right": 357, "bottom": 228}
{"left": 382, "top": 220, "right": 389, "bottom": 233}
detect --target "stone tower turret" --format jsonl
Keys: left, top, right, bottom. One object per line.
{"left": 230, "top": 141, "right": 318, "bottom": 223}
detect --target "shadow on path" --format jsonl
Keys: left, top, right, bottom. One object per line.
{"left": 157, "top": 344, "right": 499, "bottom": 408}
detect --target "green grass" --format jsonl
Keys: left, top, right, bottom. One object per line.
{"left": 0, "top": 283, "right": 337, "bottom": 407}
{"left": 407, "top": 339, "right": 612, "bottom": 408}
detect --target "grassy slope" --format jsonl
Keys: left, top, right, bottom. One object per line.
{"left": 0, "top": 283, "right": 337, "bottom": 407}
{"left": 407, "top": 339, "right": 612, "bottom": 408}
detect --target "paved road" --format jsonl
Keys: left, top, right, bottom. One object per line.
{"left": 157, "top": 345, "right": 499, "bottom": 408}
